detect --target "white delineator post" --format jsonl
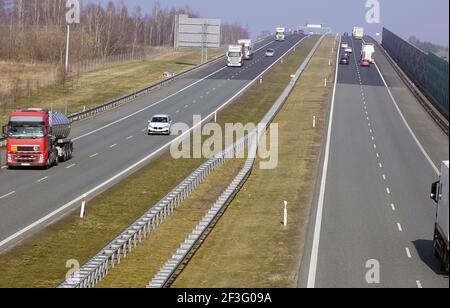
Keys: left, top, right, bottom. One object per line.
{"left": 313, "top": 116, "right": 316, "bottom": 128}
{"left": 65, "top": 24, "right": 70, "bottom": 74}
{"left": 284, "top": 201, "right": 288, "bottom": 227}
{"left": 80, "top": 194, "right": 87, "bottom": 218}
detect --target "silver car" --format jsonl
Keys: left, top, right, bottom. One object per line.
{"left": 148, "top": 114, "right": 172, "bottom": 135}
{"left": 265, "top": 48, "right": 275, "bottom": 57}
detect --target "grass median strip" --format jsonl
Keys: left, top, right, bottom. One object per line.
{"left": 0, "top": 36, "right": 318, "bottom": 288}
{"left": 172, "top": 35, "right": 337, "bottom": 288}
{"left": 0, "top": 48, "right": 224, "bottom": 127}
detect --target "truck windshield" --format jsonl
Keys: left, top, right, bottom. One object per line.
{"left": 228, "top": 52, "right": 241, "bottom": 58}
{"left": 8, "top": 124, "right": 44, "bottom": 139}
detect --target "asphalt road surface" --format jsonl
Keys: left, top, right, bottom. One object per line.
{"left": 299, "top": 36, "right": 449, "bottom": 288}
{"left": 0, "top": 34, "right": 309, "bottom": 251}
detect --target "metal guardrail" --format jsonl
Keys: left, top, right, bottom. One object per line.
{"left": 369, "top": 37, "right": 449, "bottom": 136}
{"left": 57, "top": 34, "right": 311, "bottom": 289}
{"left": 148, "top": 34, "right": 328, "bottom": 288}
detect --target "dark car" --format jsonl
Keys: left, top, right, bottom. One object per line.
{"left": 340, "top": 54, "right": 350, "bottom": 65}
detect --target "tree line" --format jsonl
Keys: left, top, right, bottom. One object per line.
{"left": 0, "top": 0, "right": 250, "bottom": 64}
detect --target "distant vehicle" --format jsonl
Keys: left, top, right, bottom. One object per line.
{"left": 3, "top": 109, "right": 73, "bottom": 169}
{"left": 345, "top": 47, "right": 353, "bottom": 53}
{"left": 276, "top": 27, "right": 286, "bottom": 41}
{"left": 352, "top": 26, "right": 364, "bottom": 40}
{"left": 148, "top": 115, "right": 172, "bottom": 135}
{"left": 340, "top": 54, "right": 350, "bottom": 65}
{"left": 265, "top": 48, "right": 275, "bottom": 57}
{"left": 341, "top": 43, "right": 349, "bottom": 49}
{"left": 361, "top": 43, "right": 375, "bottom": 63}
{"left": 227, "top": 44, "right": 244, "bottom": 67}
{"left": 237, "top": 39, "right": 253, "bottom": 60}
{"left": 343, "top": 32, "right": 349, "bottom": 36}
{"left": 293, "top": 30, "right": 299, "bottom": 35}
{"left": 431, "top": 161, "right": 449, "bottom": 272}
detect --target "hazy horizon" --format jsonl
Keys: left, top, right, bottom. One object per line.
{"left": 89, "top": 0, "right": 449, "bottom": 46}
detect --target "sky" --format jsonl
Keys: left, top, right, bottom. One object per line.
{"left": 92, "top": 0, "right": 449, "bottom": 46}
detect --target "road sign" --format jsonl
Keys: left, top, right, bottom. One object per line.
{"left": 174, "top": 15, "right": 221, "bottom": 63}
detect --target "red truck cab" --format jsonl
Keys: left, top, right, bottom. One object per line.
{"left": 2, "top": 109, "right": 73, "bottom": 168}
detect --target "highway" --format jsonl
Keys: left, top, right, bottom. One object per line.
{"left": 299, "top": 36, "right": 449, "bottom": 288}
{"left": 0, "top": 34, "right": 308, "bottom": 251}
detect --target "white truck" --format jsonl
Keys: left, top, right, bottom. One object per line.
{"left": 361, "top": 43, "right": 376, "bottom": 63}
{"left": 237, "top": 39, "right": 253, "bottom": 60}
{"left": 227, "top": 44, "right": 244, "bottom": 67}
{"left": 431, "top": 161, "right": 449, "bottom": 272}
{"left": 276, "top": 27, "right": 286, "bottom": 41}
{"left": 352, "top": 26, "right": 364, "bottom": 40}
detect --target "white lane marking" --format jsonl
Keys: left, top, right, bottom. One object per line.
{"left": 376, "top": 153, "right": 380, "bottom": 158}
{"left": 382, "top": 174, "right": 386, "bottom": 181}
{"left": 374, "top": 63, "right": 439, "bottom": 175}
{"left": 416, "top": 280, "right": 423, "bottom": 289}
{"left": 371, "top": 136, "right": 375, "bottom": 141}
{"left": 176, "top": 110, "right": 180, "bottom": 113}
{"left": 386, "top": 187, "right": 391, "bottom": 195}
{"left": 391, "top": 203, "right": 396, "bottom": 211}
{"left": 126, "top": 136, "right": 134, "bottom": 140}
{"left": 0, "top": 36, "right": 308, "bottom": 252}
{"left": 184, "top": 105, "right": 189, "bottom": 109}
{"left": 368, "top": 122, "right": 371, "bottom": 127}
{"left": 0, "top": 191, "right": 15, "bottom": 199}
{"left": 1, "top": 166, "right": 7, "bottom": 169}
{"left": 379, "top": 163, "right": 383, "bottom": 169}
{"left": 66, "top": 164, "right": 76, "bottom": 169}
{"left": 110, "top": 144, "right": 118, "bottom": 148}
{"left": 90, "top": 153, "right": 99, "bottom": 158}
{"left": 397, "top": 223, "right": 403, "bottom": 232}
{"left": 373, "top": 144, "right": 377, "bottom": 149}
{"left": 37, "top": 176, "right": 49, "bottom": 183}
{"left": 307, "top": 36, "right": 341, "bottom": 289}
{"left": 405, "top": 248, "right": 412, "bottom": 259}
{"left": 193, "top": 100, "right": 197, "bottom": 104}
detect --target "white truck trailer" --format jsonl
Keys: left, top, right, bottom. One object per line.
{"left": 227, "top": 44, "right": 244, "bottom": 67}
{"left": 361, "top": 43, "right": 376, "bottom": 63}
{"left": 276, "top": 27, "right": 286, "bottom": 41}
{"left": 431, "top": 161, "right": 449, "bottom": 272}
{"left": 352, "top": 26, "right": 364, "bottom": 40}
{"left": 237, "top": 39, "right": 253, "bottom": 60}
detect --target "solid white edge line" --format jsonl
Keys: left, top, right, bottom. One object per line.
{"left": 373, "top": 62, "right": 439, "bottom": 175}
{"left": 307, "top": 36, "right": 340, "bottom": 288}
{"left": 416, "top": 280, "right": 423, "bottom": 288}
{"left": 0, "top": 35, "right": 309, "bottom": 251}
